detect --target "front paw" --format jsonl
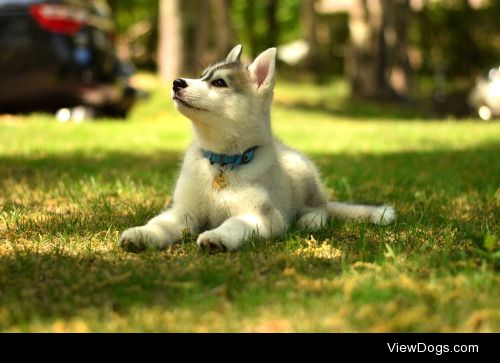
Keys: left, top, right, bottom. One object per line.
{"left": 119, "top": 227, "right": 163, "bottom": 253}
{"left": 197, "top": 231, "right": 229, "bottom": 253}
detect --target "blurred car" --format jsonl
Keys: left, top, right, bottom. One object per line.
{"left": 468, "top": 65, "right": 500, "bottom": 121}
{"left": 0, "top": 0, "right": 136, "bottom": 118}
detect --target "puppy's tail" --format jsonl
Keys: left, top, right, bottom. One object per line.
{"left": 327, "top": 201, "right": 395, "bottom": 225}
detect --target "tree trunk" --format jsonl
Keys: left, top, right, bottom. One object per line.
{"left": 384, "top": 0, "right": 412, "bottom": 97}
{"left": 265, "top": 0, "right": 279, "bottom": 48}
{"left": 158, "top": 0, "right": 183, "bottom": 84}
{"left": 192, "top": 0, "right": 210, "bottom": 69}
{"left": 302, "top": 0, "right": 319, "bottom": 72}
{"left": 244, "top": 0, "right": 258, "bottom": 57}
{"left": 158, "top": 0, "right": 234, "bottom": 83}
{"left": 211, "top": 0, "right": 234, "bottom": 60}
{"left": 348, "top": 0, "right": 412, "bottom": 101}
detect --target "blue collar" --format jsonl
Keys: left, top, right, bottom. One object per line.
{"left": 201, "top": 146, "right": 259, "bottom": 170}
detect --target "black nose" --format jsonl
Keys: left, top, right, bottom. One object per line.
{"left": 173, "top": 78, "right": 188, "bottom": 92}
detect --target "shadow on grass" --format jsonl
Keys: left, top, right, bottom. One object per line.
{"left": 0, "top": 142, "right": 498, "bottom": 330}
{"left": 0, "top": 244, "right": 347, "bottom": 331}
{"left": 274, "top": 98, "right": 436, "bottom": 120}
{"left": 0, "top": 142, "right": 498, "bottom": 240}
{"left": 1, "top": 141, "right": 497, "bottom": 204}
{"left": 0, "top": 141, "right": 498, "bottom": 237}
{"left": 0, "top": 150, "right": 182, "bottom": 190}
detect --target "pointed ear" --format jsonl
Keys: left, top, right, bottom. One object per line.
{"left": 248, "top": 47, "right": 276, "bottom": 91}
{"left": 226, "top": 44, "right": 243, "bottom": 63}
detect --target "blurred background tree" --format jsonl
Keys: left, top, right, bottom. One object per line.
{"left": 109, "top": 0, "right": 500, "bottom": 115}
{"left": 347, "top": 0, "right": 412, "bottom": 101}
{"left": 157, "top": 0, "right": 234, "bottom": 82}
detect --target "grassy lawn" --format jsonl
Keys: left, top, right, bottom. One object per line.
{"left": 0, "top": 76, "right": 499, "bottom": 332}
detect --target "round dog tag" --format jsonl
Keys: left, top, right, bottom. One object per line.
{"left": 213, "top": 174, "right": 228, "bottom": 190}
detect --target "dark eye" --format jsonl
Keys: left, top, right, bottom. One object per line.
{"left": 211, "top": 79, "right": 227, "bottom": 88}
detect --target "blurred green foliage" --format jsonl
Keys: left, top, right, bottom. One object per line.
{"left": 230, "top": 0, "right": 301, "bottom": 57}
{"left": 108, "top": 0, "right": 500, "bottom": 87}
{"left": 108, "top": 0, "right": 157, "bottom": 34}
{"left": 416, "top": 0, "right": 500, "bottom": 77}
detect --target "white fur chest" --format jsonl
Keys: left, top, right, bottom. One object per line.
{"left": 176, "top": 145, "right": 261, "bottom": 227}
{"left": 202, "top": 165, "right": 264, "bottom": 228}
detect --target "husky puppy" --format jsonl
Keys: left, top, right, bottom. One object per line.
{"left": 119, "top": 45, "right": 395, "bottom": 252}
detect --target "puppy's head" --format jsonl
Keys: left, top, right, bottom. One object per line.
{"left": 171, "top": 45, "right": 276, "bottom": 127}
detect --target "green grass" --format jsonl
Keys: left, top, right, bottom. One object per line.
{"left": 0, "top": 76, "right": 499, "bottom": 332}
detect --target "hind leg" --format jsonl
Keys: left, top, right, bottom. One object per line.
{"left": 298, "top": 208, "right": 328, "bottom": 230}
